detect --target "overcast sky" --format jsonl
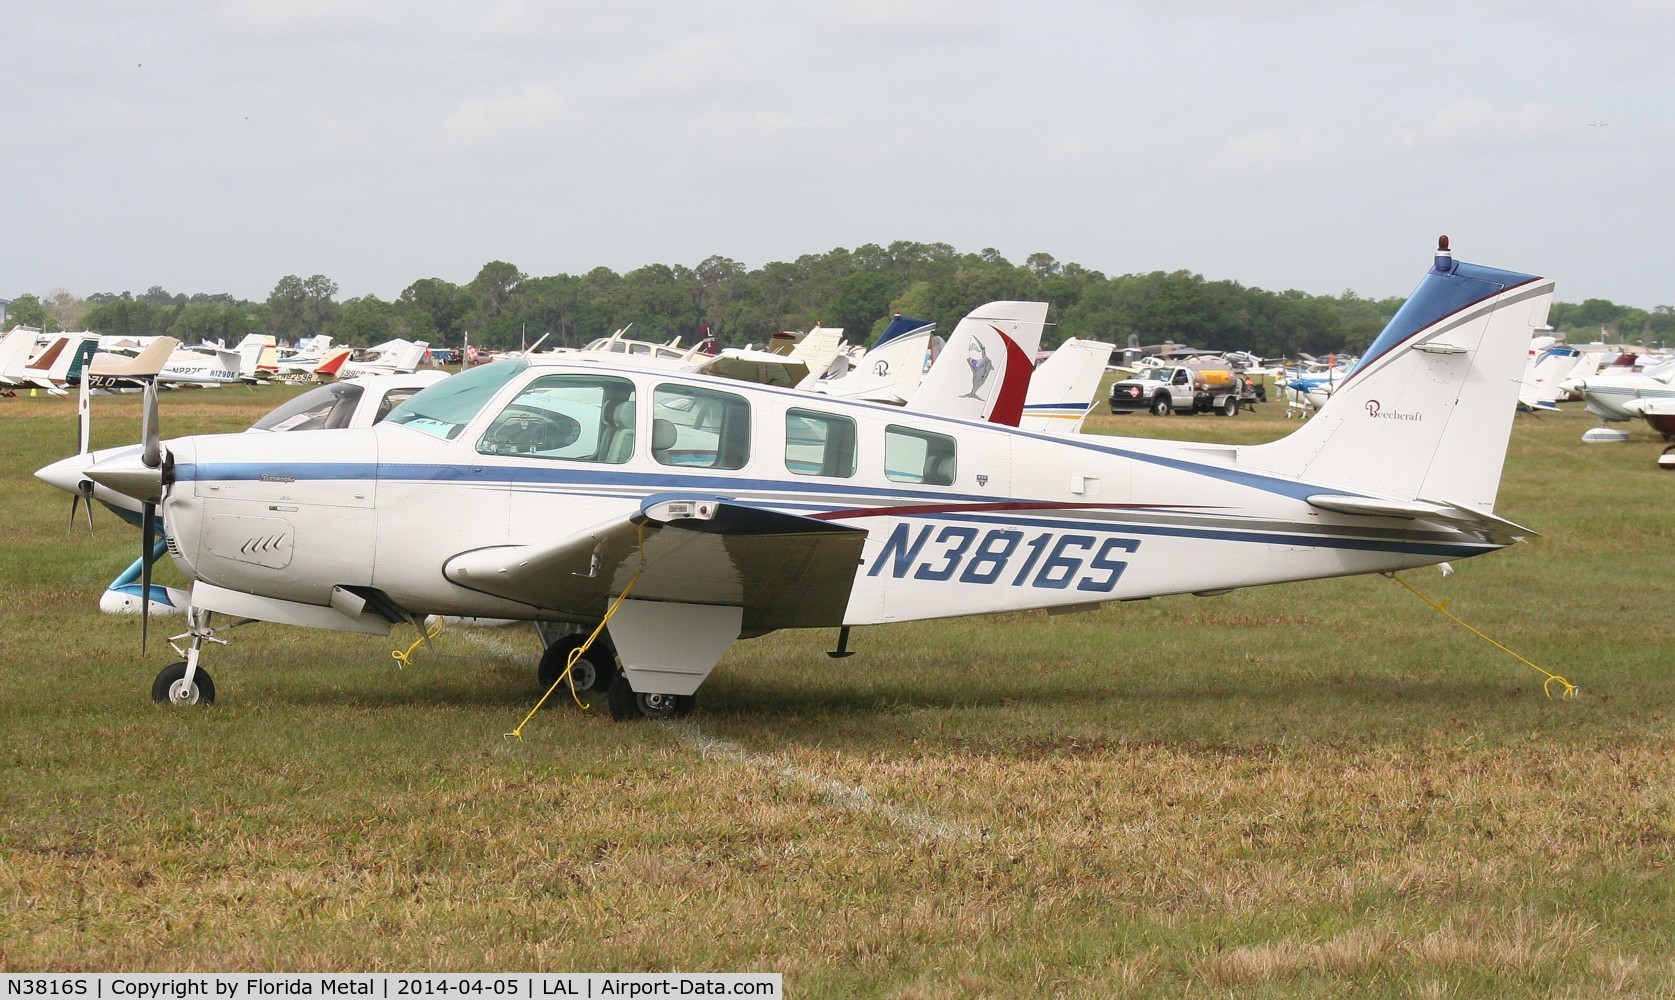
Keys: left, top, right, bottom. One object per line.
{"left": 6, "top": 1, "right": 1671, "bottom": 309}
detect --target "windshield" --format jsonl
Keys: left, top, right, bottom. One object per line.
{"left": 386, "top": 360, "right": 527, "bottom": 440}
{"left": 1135, "top": 368, "right": 1170, "bottom": 382}
{"left": 250, "top": 382, "right": 365, "bottom": 432}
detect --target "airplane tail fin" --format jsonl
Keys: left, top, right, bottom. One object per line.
{"left": 0, "top": 326, "right": 40, "bottom": 380}
{"left": 905, "top": 301, "right": 1048, "bottom": 424}
{"left": 1019, "top": 337, "right": 1114, "bottom": 434}
{"left": 804, "top": 315, "right": 936, "bottom": 404}
{"left": 314, "top": 346, "right": 353, "bottom": 376}
{"left": 393, "top": 341, "right": 430, "bottom": 372}
{"left": 235, "top": 334, "right": 274, "bottom": 379}
{"left": 1239, "top": 239, "right": 1553, "bottom": 514}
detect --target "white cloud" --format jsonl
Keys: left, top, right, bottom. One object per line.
{"left": 1197, "top": 128, "right": 1343, "bottom": 179}
{"left": 1411, "top": 99, "right": 1589, "bottom": 150}
{"left": 210, "top": 0, "right": 402, "bottom": 40}
{"left": 431, "top": 84, "right": 582, "bottom": 152}
{"left": 816, "top": 0, "right": 1003, "bottom": 43}
{"left": 613, "top": 31, "right": 752, "bottom": 102}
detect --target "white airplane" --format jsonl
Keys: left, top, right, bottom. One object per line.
{"left": 338, "top": 339, "right": 431, "bottom": 378}
{"left": 1559, "top": 356, "right": 1675, "bottom": 423}
{"left": 2, "top": 331, "right": 101, "bottom": 395}
{"left": 1516, "top": 341, "right": 1581, "bottom": 412}
{"left": 77, "top": 239, "right": 1552, "bottom": 719}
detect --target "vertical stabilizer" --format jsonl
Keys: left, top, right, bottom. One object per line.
{"left": 1019, "top": 337, "right": 1114, "bottom": 433}
{"left": 804, "top": 315, "right": 937, "bottom": 404}
{"left": 905, "top": 301, "right": 1047, "bottom": 424}
{"left": 1240, "top": 239, "right": 1553, "bottom": 513}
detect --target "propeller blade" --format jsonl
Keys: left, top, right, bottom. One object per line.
{"left": 141, "top": 379, "right": 161, "bottom": 469}
{"left": 141, "top": 499, "right": 156, "bottom": 653}
{"left": 77, "top": 365, "right": 92, "bottom": 456}
{"left": 80, "top": 482, "right": 96, "bottom": 534}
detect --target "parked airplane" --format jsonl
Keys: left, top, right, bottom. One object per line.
{"left": 337, "top": 339, "right": 431, "bottom": 379}
{"left": 78, "top": 239, "right": 1551, "bottom": 720}
{"left": 1559, "top": 356, "right": 1675, "bottom": 423}
{"left": 1516, "top": 341, "right": 1581, "bottom": 412}
{"left": 3, "top": 332, "right": 100, "bottom": 395}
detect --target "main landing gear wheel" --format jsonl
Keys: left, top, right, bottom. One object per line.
{"left": 606, "top": 674, "right": 694, "bottom": 722}
{"left": 152, "top": 661, "right": 215, "bottom": 706}
{"left": 538, "top": 636, "right": 618, "bottom": 695}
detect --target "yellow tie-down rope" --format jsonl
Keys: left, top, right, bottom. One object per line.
{"left": 504, "top": 565, "right": 645, "bottom": 740}
{"left": 1386, "top": 572, "right": 1577, "bottom": 700}
{"left": 391, "top": 617, "right": 445, "bottom": 669}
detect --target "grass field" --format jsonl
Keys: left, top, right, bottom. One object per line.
{"left": 2, "top": 381, "right": 1672, "bottom": 996}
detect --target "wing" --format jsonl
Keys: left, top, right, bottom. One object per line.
{"left": 443, "top": 495, "right": 867, "bottom": 630}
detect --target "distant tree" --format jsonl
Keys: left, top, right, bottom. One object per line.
{"left": 44, "top": 289, "right": 87, "bottom": 331}
{"left": 6, "top": 293, "right": 53, "bottom": 332}
{"left": 330, "top": 295, "right": 400, "bottom": 347}
{"left": 265, "top": 274, "right": 339, "bottom": 343}
{"left": 399, "top": 278, "right": 473, "bottom": 347}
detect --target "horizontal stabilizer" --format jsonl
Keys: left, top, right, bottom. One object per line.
{"left": 92, "top": 337, "right": 180, "bottom": 378}
{"left": 1306, "top": 493, "right": 1536, "bottom": 538}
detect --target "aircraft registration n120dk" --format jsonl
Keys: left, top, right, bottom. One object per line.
{"left": 83, "top": 238, "right": 1553, "bottom": 720}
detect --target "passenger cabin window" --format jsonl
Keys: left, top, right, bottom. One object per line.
{"left": 885, "top": 425, "right": 957, "bottom": 485}
{"left": 476, "top": 374, "right": 637, "bottom": 463}
{"left": 785, "top": 408, "right": 856, "bottom": 478}
{"left": 652, "top": 384, "right": 750, "bottom": 469}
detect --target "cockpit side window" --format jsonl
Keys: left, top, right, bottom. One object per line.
{"left": 652, "top": 384, "right": 750, "bottom": 469}
{"left": 476, "top": 374, "right": 635, "bottom": 462}
{"left": 251, "top": 382, "right": 364, "bottom": 432}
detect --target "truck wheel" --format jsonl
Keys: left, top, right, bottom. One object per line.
{"left": 1150, "top": 395, "right": 1172, "bottom": 416}
{"left": 1220, "top": 395, "right": 1239, "bottom": 417}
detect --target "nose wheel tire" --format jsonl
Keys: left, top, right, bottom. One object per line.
{"left": 152, "top": 661, "right": 215, "bottom": 706}
{"left": 537, "top": 636, "right": 618, "bottom": 695}
{"left": 606, "top": 674, "right": 695, "bottom": 721}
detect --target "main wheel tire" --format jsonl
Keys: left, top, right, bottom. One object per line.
{"left": 152, "top": 661, "right": 215, "bottom": 705}
{"left": 538, "top": 636, "right": 617, "bottom": 694}
{"left": 1150, "top": 395, "right": 1172, "bottom": 416}
{"left": 606, "top": 674, "right": 695, "bottom": 721}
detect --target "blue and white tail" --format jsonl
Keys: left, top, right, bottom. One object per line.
{"left": 1240, "top": 239, "right": 1554, "bottom": 514}
{"left": 1019, "top": 337, "right": 1113, "bottom": 433}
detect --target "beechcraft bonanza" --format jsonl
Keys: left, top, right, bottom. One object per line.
{"left": 73, "top": 238, "right": 1551, "bottom": 719}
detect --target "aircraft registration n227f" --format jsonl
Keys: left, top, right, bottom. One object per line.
{"left": 85, "top": 239, "right": 1553, "bottom": 719}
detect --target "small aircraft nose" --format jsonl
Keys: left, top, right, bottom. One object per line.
{"left": 85, "top": 449, "right": 165, "bottom": 504}
{"left": 35, "top": 452, "right": 96, "bottom": 496}
{"left": 1557, "top": 378, "right": 1584, "bottom": 395}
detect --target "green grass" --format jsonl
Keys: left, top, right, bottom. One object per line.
{"left": 3, "top": 384, "right": 1674, "bottom": 995}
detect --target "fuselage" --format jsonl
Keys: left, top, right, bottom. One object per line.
{"left": 156, "top": 359, "right": 1507, "bottom": 630}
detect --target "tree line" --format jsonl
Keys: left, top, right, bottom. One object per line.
{"left": 8, "top": 241, "right": 1673, "bottom": 358}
